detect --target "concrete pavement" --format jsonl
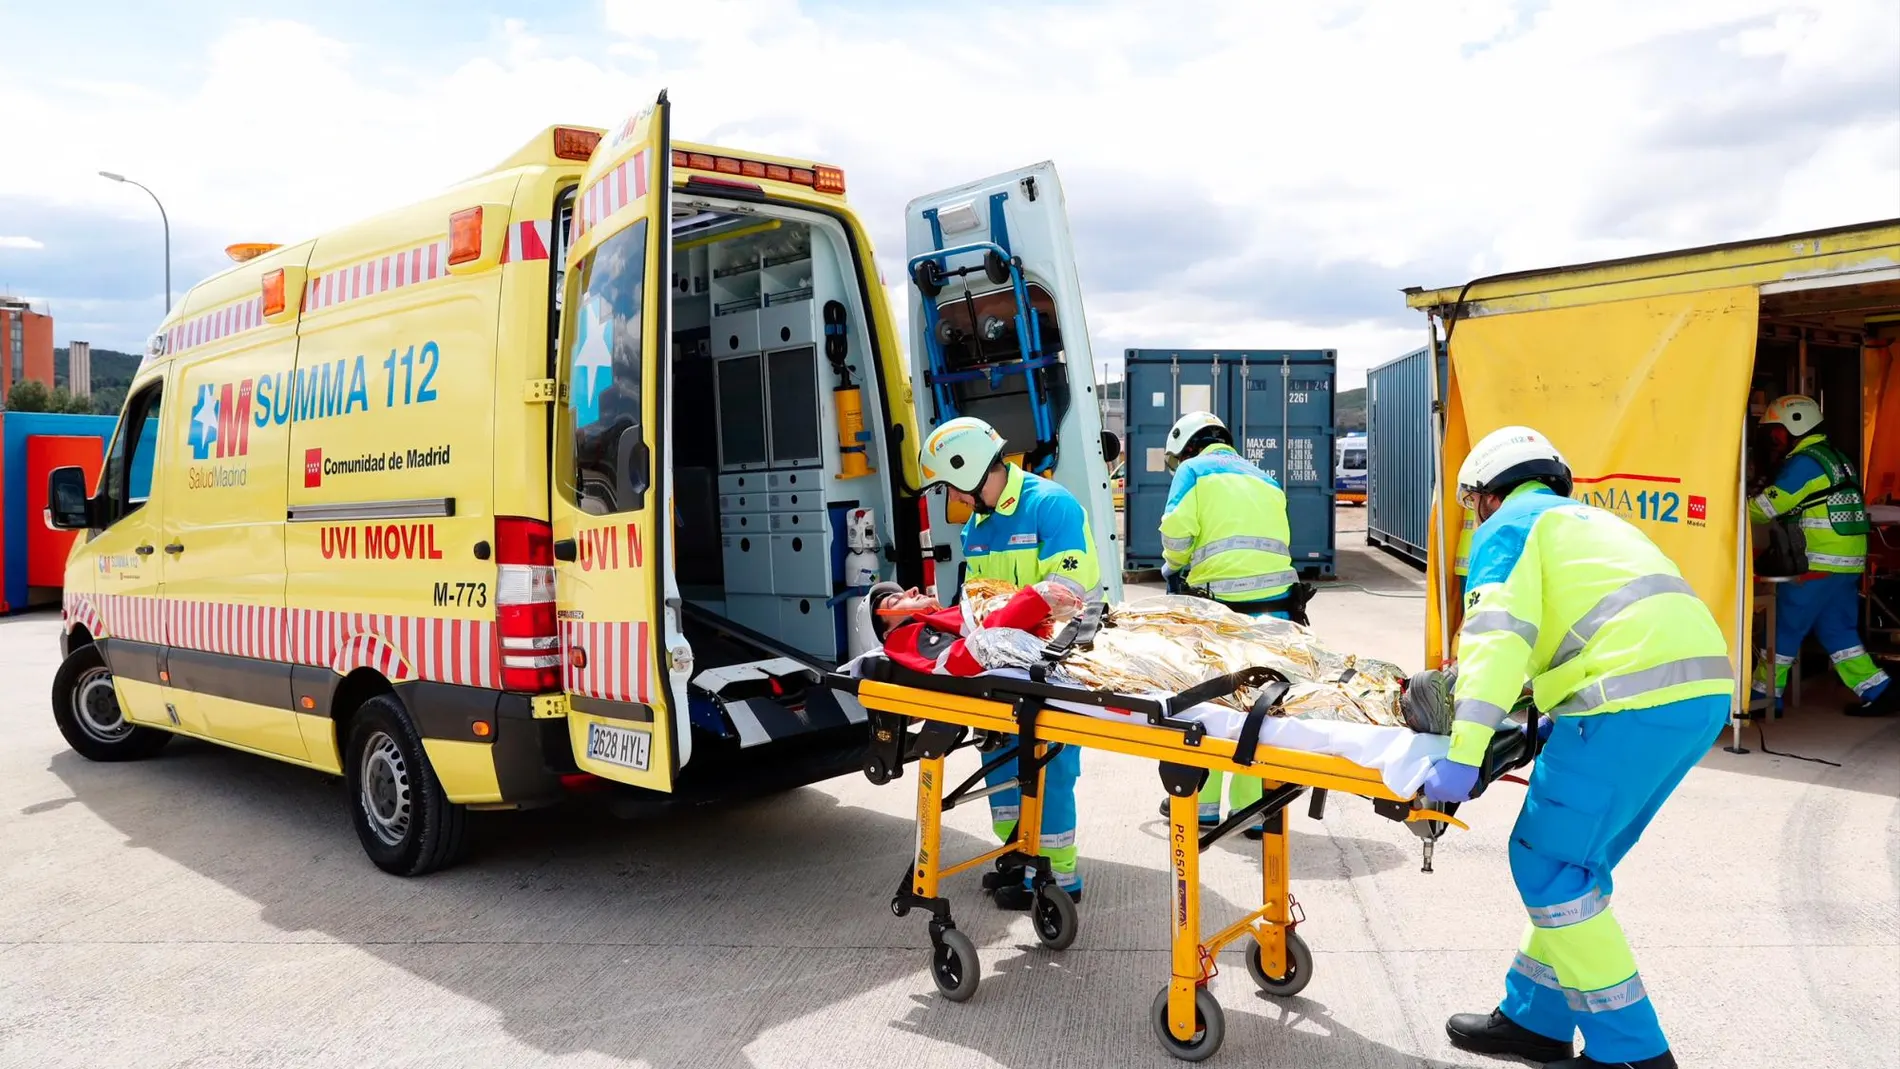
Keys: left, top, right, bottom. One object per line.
{"left": 3, "top": 522, "right": 1896, "bottom": 1067}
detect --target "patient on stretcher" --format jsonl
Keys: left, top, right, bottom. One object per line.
{"left": 866, "top": 579, "right": 1450, "bottom": 735}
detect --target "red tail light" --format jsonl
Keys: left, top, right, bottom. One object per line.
{"left": 495, "top": 516, "right": 559, "bottom": 693}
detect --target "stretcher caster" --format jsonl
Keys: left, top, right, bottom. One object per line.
{"left": 930, "top": 928, "right": 980, "bottom": 1002}
{"left": 912, "top": 258, "right": 945, "bottom": 298}
{"left": 1150, "top": 986, "right": 1224, "bottom": 1061}
{"left": 1031, "top": 885, "right": 1078, "bottom": 951}
{"left": 983, "top": 249, "right": 1011, "bottom": 285}
{"left": 1246, "top": 930, "right": 1313, "bottom": 997}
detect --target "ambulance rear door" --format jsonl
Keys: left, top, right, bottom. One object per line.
{"left": 904, "top": 163, "right": 1123, "bottom": 603}
{"left": 549, "top": 90, "right": 687, "bottom": 790}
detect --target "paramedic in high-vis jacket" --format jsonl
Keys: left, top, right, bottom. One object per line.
{"left": 1153, "top": 411, "right": 1299, "bottom": 835}
{"left": 1425, "top": 426, "right": 1730, "bottom": 1069}
{"left": 918, "top": 416, "right": 1100, "bottom": 909}
{"left": 1748, "top": 394, "right": 1897, "bottom": 717}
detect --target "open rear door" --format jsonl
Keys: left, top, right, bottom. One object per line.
{"left": 550, "top": 91, "right": 686, "bottom": 790}
{"left": 904, "top": 163, "right": 1122, "bottom": 602}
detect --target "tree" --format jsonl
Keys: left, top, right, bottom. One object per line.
{"left": 5, "top": 380, "right": 51, "bottom": 412}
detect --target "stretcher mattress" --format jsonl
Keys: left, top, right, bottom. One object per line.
{"left": 849, "top": 655, "right": 1449, "bottom": 796}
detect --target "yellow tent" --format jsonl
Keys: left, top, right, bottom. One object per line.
{"left": 1406, "top": 220, "right": 1900, "bottom": 734}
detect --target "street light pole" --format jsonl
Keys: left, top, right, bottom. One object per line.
{"left": 99, "top": 171, "right": 171, "bottom": 312}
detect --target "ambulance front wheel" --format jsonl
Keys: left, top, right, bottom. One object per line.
{"left": 345, "top": 694, "right": 469, "bottom": 877}
{"left": 1247, "top": 930, "right": 1313, "bottom": 997}
{"left": 1150, "top": 986, "right": 1224, "bottom": 1062}
{"left": 930, "top": 929, "right": 980, "bottom": 1002}
{"left": 1032, "top": 884, "right": 1079, "bottom": 951}
{"left": 51, "top": 644, "right": 172, "bottom": 762}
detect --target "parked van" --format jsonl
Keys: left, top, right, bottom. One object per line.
{"left": 1335, "top": 432, "right": 1367, "bottom": 504}
{"left": 48, "top": 92, "right": 1118, "bottom": 874}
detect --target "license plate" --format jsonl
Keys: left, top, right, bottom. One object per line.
{"left": 585, "top": 723, "right": 651, "bottom": 771}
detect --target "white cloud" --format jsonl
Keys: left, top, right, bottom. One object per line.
{"left": 0, "top": 236, "right": 45, "bottom": 250}
{"left": 3, "top": 1, "right": 1896, "bottom": 376}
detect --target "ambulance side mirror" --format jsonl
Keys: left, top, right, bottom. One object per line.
{"left": 1100, "top": 431, "right": 1121, "bottom": 466}
{"left": 46, "top": 467, "right": 95, "bottom": 530}
{"left": 616, "top": 427, "right": 650, "bottom": 512}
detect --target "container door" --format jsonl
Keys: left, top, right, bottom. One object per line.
{"left": 549, "top": 90, "right": 681, "bottom": 791}
{"left": 903, "top": 163, "right": 1121, "bottom": 602}
{"left": 1228, "top": 355, "right": 1338, "bottom": 577}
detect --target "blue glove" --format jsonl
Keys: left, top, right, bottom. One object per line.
{"left": 1421, "top": 757, "right": 1481, "bottom": 803}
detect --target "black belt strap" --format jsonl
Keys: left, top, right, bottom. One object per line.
{"left": 1169, "top": 666, "right": 1286, "bottom": 714}
{"left": 1232, "top": 680, "right": 1290, "bottom": 766}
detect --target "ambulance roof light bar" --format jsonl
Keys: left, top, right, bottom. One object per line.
{"left": 672, "top": 150, "right": 844, "bottom": 195}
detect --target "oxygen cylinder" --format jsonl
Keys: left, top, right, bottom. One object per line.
{"left": 843, "top": 507, "right": 882, "bottom": 658}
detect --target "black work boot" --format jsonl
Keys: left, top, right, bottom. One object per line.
{"left": 1445, "top": 1008, "right": 1573, "bottom": 1062}
{"left": 1546, "top": 1053, "right": 1677, "bottom": 1069}
{"left": 1847, "top": 684, "right": 1900, "bottom": 717}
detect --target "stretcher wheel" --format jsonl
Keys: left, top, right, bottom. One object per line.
{"left": 1032, "top": 885, "right": 1079, "bottom": 951}
{"left": 912, "top": 259, "right": 945, "bottom": 298}
{"left": 983, "top": 250, "right": 1011, "bottom": 285}
{"left": 1246, "top": 930, "right": 1313, "bottom": 997}
{"left": 1150, "top": 986, "right": 1224, "bottom": 1062}
{"left": 930, "top": 929, "right": 980, "bottom": 1002}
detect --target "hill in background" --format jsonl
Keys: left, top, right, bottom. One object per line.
{"left": 52, "top": 346, "right": 141, "bottom": 416}
{"left": 1336, "top": 387, "right": 1365, "bottom": 432}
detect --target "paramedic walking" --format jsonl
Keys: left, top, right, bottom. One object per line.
{"left": 1423, "top": 426, "right": 1730, "bottom": 1069}
{"left": 1154, "top": 411, "right": 1300, "bottom": 834}
{"left": 918, "top": 416, "right": 1100, "bottom": 908}
{"left": 1748, "top": 395, "right": 1898, "bottom": 717}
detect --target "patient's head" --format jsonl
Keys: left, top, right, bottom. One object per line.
{"left": 868, "top": 582, "right": 941, "bottom": 639}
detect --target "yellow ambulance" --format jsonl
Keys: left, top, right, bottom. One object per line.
{"left": 46, "top": 91, "right": 1121, "bottom": 874}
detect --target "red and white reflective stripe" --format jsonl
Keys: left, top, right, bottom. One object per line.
{"left": 559, "top": 618, "right": 651, "bottom": 704}
{"left": 165, "top": 296, "right": 266, "bottom": 356}
{"left": 572, "top": 151, "right": 649, "bottom": 242}
{"left": 500, "top": 220, "right": 552, "bottom": 264}
{"left": 305, "top": 239, "right": 449, "bottom": 313}
{"left": 66, "top": 594, "right": 499, "bottom": 690}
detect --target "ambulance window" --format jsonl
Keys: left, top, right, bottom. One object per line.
{"left": 565, "top": 219, "right": 648, "bottom": 514}
{"left": 101, "top": 382, "right": 163, "bottom": 522}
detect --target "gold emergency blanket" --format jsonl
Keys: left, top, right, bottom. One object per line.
{"left": 959, "top": 586, "right": 1417, "bottom": 730}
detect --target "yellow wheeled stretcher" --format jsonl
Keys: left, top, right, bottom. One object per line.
{"left": 832, "top": 657, "right": 1537, "bottom": 1062}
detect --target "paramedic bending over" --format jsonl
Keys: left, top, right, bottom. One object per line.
{"left": 918, "top": 416, "right": 1100, "bottom": 910}
{"left": 1425, "top": 426, "right": 1729, "bottom": 1069}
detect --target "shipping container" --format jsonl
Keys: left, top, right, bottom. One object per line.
{"left": 1122, "top": 349, "right": 1337, "bottom": 577}
{"left": 1365, "top": 344, "right": 1446, "bottom": 569}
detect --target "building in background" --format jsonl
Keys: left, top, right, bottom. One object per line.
{"left": 1098, "top": 377, "right": 1124, "bottom": 445}
{"left": 68, "top": 341, "right": 92, "bottom": 398}
{"left": 0, "top": 298, "right": 54, "bottom": 404}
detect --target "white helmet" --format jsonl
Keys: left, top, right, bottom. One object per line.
{"left": 1761, "top": 395, "right": 1823, "bottom": 437}
{"left": 1457, "top": 426, "right": 1572, "bottom": 503}
{"left": 1164, "top": 411, "right": 1230, "bottom": 470}
{"left": 919, "top": 416, "right": 1006, "bottom": 493}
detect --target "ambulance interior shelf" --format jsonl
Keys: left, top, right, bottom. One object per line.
{"left": 667, "top": 211, "right": 887, "bottom": 668}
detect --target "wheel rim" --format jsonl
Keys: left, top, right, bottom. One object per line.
{"left": 1036, "top": 897, "right": 1062, "bottom": 939}
{"left": 932, "top": 943, "right": 964, "bottom": 989}
{"left": 359, "top": 730, "right": 412, "bottom": 847}
{"left": 72, "top": 666, "right": 132, "bottom": 744}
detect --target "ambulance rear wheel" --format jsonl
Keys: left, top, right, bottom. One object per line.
{"left": 1032, "top": 884, "right": 1079, "bottom": 951}
{"left": 51, "top": 645, "right": 172, "bottom": 762}
{"left": 930, "top": 929, "right": 980, "bottom": 1002}
{"left": 1150, "top": 986, "right": 1224, "bottom": 1061}
{"left": 345, "top": 694, "right": 469, "bottom": 877}
{"left": 1247, "top": 930, "right": 1313, "bottom": 997}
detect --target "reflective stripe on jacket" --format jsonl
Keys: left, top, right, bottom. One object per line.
{"left": 962, "top": 464, "right": 1102, "bottom": 598}
{"left": 1158, "top": 444, "right": 1296, "bottom": 602}
{"left": 1450, "top": 484, "right": 1732, "bottom": 764}
{"left": 1749, "top": 434, "right": 1869, "bottom": 574}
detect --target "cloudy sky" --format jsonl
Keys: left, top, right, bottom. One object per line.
{"left": 1, "top": 0, "right": 1895, "bottom": 386}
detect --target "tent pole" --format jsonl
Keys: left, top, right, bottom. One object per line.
{"left": 1728, "top": 393, "right": 1752, "bottom": 754}
{"left": 1427, "top": 314, "right": 1451, "bottom": 666}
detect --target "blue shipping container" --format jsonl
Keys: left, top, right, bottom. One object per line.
{"left": 1122, "top": 349, "right": 1337, "bottom": 577}
{"left": 1365, "top": 344, "right": 1446, "bottom": 569}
